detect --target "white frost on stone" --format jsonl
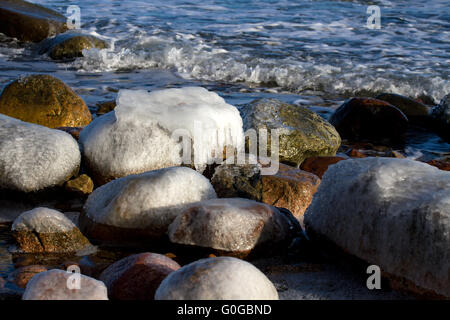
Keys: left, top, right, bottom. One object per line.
{"left": 168, "top": 198, "right": 293, "bottom": 252}
{"left": 84, "top": 166, "right": 217, "bottom": 230}
{"left": 304, "top": 157, "right": 450, "bottom": 297}
{"left": 155, "top": 257, "right": 279, "bottom": 300}
{"left": 12, "top": 207, "right": 76, "bottom": 233}
{"left": 22, "top": 269, "right": 108, "bottom": 300}
{"left": 115, "top": 87, "right": 244, "bottom": 169}
{"left": 0, "top": 114, "right": 81, "bottom": 192}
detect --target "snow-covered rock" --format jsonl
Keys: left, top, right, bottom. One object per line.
{"left": 168, "top": 198, "right": 299, "bottom": 257}
{"left": 79, "top": 87, "right": 244, "bottom": 184}
{"left": 22, "top": 269, "right": 108, "bottom": 300}
{"left": 12, "top": 207, "right": 91, "bottom": 253}
{"left": 155, "top": 257, "right": 278, "bottom": 300}
{"left": 304, "top": 157, "right": 450, "bottom": 298}
{"left": 80, "top": 166, "right": 217, "bottom": 244}
{"left": 0, "top": 114, "right": 81, "bottom": 192}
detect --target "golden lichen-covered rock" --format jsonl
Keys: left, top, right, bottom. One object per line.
{"left": 0, "top": 75, "right": 92, "bottom": 128}
{"left": 39, "top": 33, "right": 109, "bottom": 60}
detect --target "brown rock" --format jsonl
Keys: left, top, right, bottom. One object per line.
{"left": 0, "top": 75, "right": 92, "bottom": 128}
{"left": 300, "top": 156, "right": 346, "bottom": 178}
{"left": 0, "top": 0, "right": 67, "bottom": 43}
{"left": 96, "top": 100, "right": 116, "bottom": 115}
{"left": 65, "top": 174, "right": 94, "bottom": 195}
{"left": 426, "top": 160, "right": 450, "bottom": 171}
{"left": 346, "top": 148, "right": 367, "bottom": 158}
{"left": 329, "top": 97, "right": 408, "bottom": 145}
{"left": 375, "top": 93, "right": 430, "bottom": 119}
{"left": 55, "top": 126, "right": 83, "bottom": 140}
{"left": 99, "top": 253, "right": 180, "bottom": 300}
{"left": 9, "top": 265, "right": 47, "bottom": 288}
{"left": 261, "top": 163, "right": 321, "bottom": 223}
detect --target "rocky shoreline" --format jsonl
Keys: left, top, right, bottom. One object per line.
{"left": 0, "top": 0, "right": 449, "bottom": 301}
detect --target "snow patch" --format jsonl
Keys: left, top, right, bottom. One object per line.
{"left": 12, "top": 207, "right": 76, "bottom": 233}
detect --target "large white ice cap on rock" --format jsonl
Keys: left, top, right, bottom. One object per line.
{"left": 115, "top": 87, "right": 245, "bottom": 170}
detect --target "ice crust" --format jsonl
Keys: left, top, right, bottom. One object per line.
{"left": 12, "top": 207, "right": 76, "bottom": 233}
{"left": 304, "top": 157, "right": 450, "bottom": 297}
{"left": 0, "top": 114, "right": 81, "bottom": 192}
{"left": 155, "top": 257, "right": 279, "bottom": 300}
{"left": 22, "top": 269, "right": 108, "bottom": 300}
{"left": 80, "top": 87, "right": 244, "bottom": 179}
{"left": 84, "top": 166, "right": 217, "bottom": 230}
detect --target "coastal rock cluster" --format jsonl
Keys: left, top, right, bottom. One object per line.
{"left": 0, "top": 0, "right": 449, "bottom": 301}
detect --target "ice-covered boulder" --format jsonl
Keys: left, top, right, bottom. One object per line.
{"left": 12, "top": 207, "right": 91, "bottom": 253}
{"left": 241, "top": 98, "right": 341, "bottom": 167}
{"left": 0, "top": 114, "right": 81, "bottom": 192}
{"left": 80, "top": 166, "right": 217, "bottom": 244}
{"left": 168, "top": 198, "right": 299, "bottom": 257}
{"left": 155, "top": 257, "right": 279, "bottom": 300}
{"left": 22, "top": 269, "right": 108, "bottom": 300}
{"left": 79, "top": 87, "right": 244, "bottom": 184}
{"left": 304, "top": 157, "right": 450, "bottom": 298}
{"left": 99, "top": 252, "right": 180, "bottom": 300}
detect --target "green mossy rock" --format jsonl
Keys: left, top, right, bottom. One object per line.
{"left": 241, "top": 98, "right": 341, "bottom": 166}
{"left": 0, "top": 74, "right": 92, "bottom": 128}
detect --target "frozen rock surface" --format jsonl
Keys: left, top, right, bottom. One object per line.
{"left": 80, "top": 87, "right": 244, "bottom": 184}
{"left": 22, "top": 269, "right": 108, "bottom": 300}
{"left": 304, "top": 157, "right": 450, "bottom": 298}
{"left": 12, "top": 207, "right": 91, "bottom": 253}
{"left": 81, "top": 167, "right": 217, "bottom": 242}
{"left": 0, "top": 114, "right": 80, "bottom": 192}
{"left": 155, "top": 257, "right": 279, "bottom": 300}
{"left": 168, "top": 198, "right": 297, "bottom": 257}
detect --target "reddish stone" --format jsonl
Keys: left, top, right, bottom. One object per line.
{"left": 99, "top": 253, "right": 180, "bottom": 300}
{"left": 9, "top": 265, "right": 48, "bottom": 288}
{"left": 346, "top": 148, "right": 367, "bottom": 158}
{"left": 300, "top": 156, "right": 347, "bottom": 178}
{"left": 426, "top": 160, "right": 450, "bottom": 171}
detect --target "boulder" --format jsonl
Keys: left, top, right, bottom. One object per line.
{"left": 375, "top": 93, "right": 430, "bottom": 119}
{"left": 304, "top": 157, "right": 450, "bottom": 298}
{"left": 211, "top": 157, "right": 320, "bottom": 223}
{"left": 80, "top": 166, "right": 217, "bottom": 245}
{"left": 300, "top": 156, "right": 347, "bottom": 178}
{"left": 96, "top": 100, "right": 116, "bottom": 115}
{"left": 39, "top": 33, "right": 109, "bottom": 60}
{"left": 0, "top": 114, "right": 81, "bottom": 192}
{"left": 329, "top": 98, "right": 408, "bottom": 145}
{"left": 426, "top": 159, "right": 450, "bottom": 171}
{"left": 0, "top": 75, "right": 92, "bottom": 128}
{"left": 0, "top": 0, "right": 67, "bottom": 43}
{"left": 168, "top": 198, "right": 299, "bottom": 257}
{"left": 12, "top": 207, "right": 92, "bottom": 253}
{"left": 22, "top": 269, "right": 108, "bottom": 300}
{"left": 64, "top": 174, "right": 94, "bottom": 195}
{"left": 241, "top": 98, "right": 341, "bottom": 166}
{"left": 155, "top": 257, "right": 279, "bottom": 300}
{"left": 99, "top": 253, "right": 180, "bottom": 300}
{"left": 55, "top": 126, "right": 83, "bottom": 140}
{"left": 8, "top": 265, "right": 48, "bottom": 288}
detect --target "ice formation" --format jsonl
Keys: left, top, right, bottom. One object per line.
{"left": 22, "top": 270, "right": 108, "bottom": 300}
{"left": 155, "top": 257, "right": 279, "bottom": 300}
{"left": 80, "top": 87, "right": 244, "bottom": 180}
{"left": 12, "top": 207, "right": 76, "bottom": 233}
{"left": 0, "top": 114, "right": 81, "bottom": 192}
{"left": 84, "top": 166, "right": 217, "bottom": 232}
{"left": 304, "top": 157, "right": 450, "bottom": 297}
{"left": 115, "top": 87, "right": 245, "bottom": 169}
{"left": 168, "top": 198, "right": 293, "bottom": 253}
